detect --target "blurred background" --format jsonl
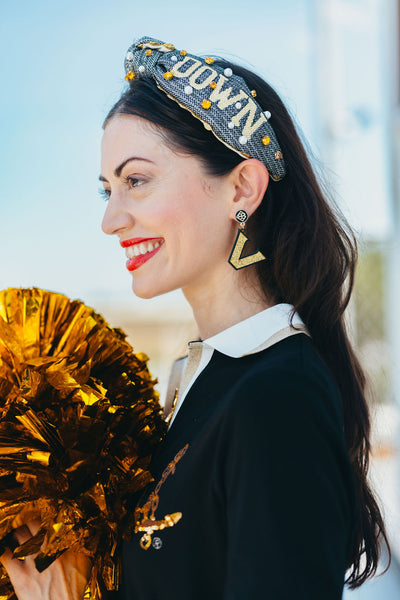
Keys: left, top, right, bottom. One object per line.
{"left": 1, "top": 0, "right": 399, "bottom": 595}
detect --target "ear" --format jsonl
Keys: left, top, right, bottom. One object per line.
{"left": 228, "top": 159, "right": 269, "bottom": 220}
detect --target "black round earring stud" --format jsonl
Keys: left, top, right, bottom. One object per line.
{"left": 235, "top": 209, "right": 248, "bottom": 224}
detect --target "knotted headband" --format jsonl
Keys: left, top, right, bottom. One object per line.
{"left": 123, "top": 36, "right": 286, "bottom": 181}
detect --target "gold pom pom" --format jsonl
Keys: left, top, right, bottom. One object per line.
{"left": 205, "top": 57, "right": 214, "bottom": 64}
{"left": 163, "top": 71, "right": 173, "bottom": 80}
{"left": 125, "top": 71, "right": 135, "bottom": 81}
{"left": 251, "top": 89, "right": 257, "bottom": 97}
{"left": 146, "top": 49, "right": 153, "bottom": 56}
{"left": 0, "top": 288, "right": 166, "bottom": 600}
{"left": 209, "top": 81, "right": 217, "bottom": 89}
{"left": 202, "top": 99, "right": 212, "bottom": 109}
{"left": 180, "top": 50, "right": 187, "bottom": 56}
{"left": 262, "top": 136, "right": 271, "bottom": 146}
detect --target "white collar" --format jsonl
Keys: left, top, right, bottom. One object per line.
{"left": 202, "top": 303, "right": 305, "bottom": 358}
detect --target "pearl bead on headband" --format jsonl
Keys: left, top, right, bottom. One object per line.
{"left": 124, "top": 36, "right": 286, "bottom": 181}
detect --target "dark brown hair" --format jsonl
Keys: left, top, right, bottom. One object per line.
{"left": 105, "top": 60, "right": 390, "bottom": 587}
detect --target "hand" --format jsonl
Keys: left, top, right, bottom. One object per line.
{"left": 0, "top": 520, "right": 92, "bottom": 600}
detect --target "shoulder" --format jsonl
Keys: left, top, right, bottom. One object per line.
{"left": 176, "top": 334, "right": 347, "bottom": 458}
{"left": 217, "top": 334, "right": 354, "bottom": 504}
{"left": 220, "top": 334, "right": 345, "bottom": 440}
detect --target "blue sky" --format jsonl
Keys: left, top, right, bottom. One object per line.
{"left": 0, "top": 0, "right": 391, "bottom": 311}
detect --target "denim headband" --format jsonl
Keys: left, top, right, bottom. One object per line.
{"left": 123, "top": 36, "right": 286, "bottom": 181}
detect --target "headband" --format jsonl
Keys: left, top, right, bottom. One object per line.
{"left": 123, "top": 36, "right": 286, "bottom": 181}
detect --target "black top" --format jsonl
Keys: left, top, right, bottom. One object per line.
{"left": 117, "top": 333, "right": 357, "bottom": 599}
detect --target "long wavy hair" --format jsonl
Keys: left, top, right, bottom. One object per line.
{"left": 105, "top": 60, "right": 390, "bottom": 587}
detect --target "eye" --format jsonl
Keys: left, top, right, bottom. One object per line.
{"left": 125, "top": 176, "right": 144, "bottom": 189}
{"left": 99, "top": 187, "right": 111, "bottom": 201}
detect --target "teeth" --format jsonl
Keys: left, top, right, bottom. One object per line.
{"left": 126, "top": 246, "right": 136, "bottom": 259}
{"left": 125, "top": 240, "right": 162, "bottom": 260}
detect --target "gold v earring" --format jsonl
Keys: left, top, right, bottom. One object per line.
{"left": 228, "top": 210, "right": 266, "bottom": 270}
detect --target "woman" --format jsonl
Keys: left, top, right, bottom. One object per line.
{"left": 1, "top": 36, "right": 389, "bottom": 600}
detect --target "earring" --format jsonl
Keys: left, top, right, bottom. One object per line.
{"left": 228, "top": 210, "right": 266, "bottom": 270}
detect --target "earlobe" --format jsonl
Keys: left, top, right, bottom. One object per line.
{"left": 231, "top": 159, "right": 269, "bottom": 218}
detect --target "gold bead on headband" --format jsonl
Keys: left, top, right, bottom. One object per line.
{"left": 124, "top": 36, "right": 286, "bottom": 181}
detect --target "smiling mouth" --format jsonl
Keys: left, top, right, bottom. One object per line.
{"left": 124, "top": 239, "right": 163, "bottom": 259}
{"left": 120, "top": 237, "right": 164, "bottom": 272}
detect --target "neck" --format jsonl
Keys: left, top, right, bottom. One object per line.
{"left": 182, "top": 267, "right": 274, "bottom": 340}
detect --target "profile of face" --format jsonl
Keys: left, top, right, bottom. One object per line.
{"left": 100, "top": 114, "right": 241, "bottom": 300}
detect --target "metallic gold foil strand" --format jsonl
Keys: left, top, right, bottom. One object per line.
{"left": 0, "top": 288, "right": 166, "bottom": 600}
{"left": 0, "top": 319, "right": 24, "bottom": 365}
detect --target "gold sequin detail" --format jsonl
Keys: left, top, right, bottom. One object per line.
{"left": 262, "top": 136, "right": 271, "bottom": 146}
{"left": 229, "top": 230, "right": 266, "bottom": 270}
{"left": 180, "top": 50, "right": 187, "bottom": 56}
{"left": 209, "top": 81, "right": 217, "bottom": 89}
{"left": 275, "top": 151, "right": 283, "bottom": 160}
{"left": 146, "top": 49, "right": 153, "bottom": 56}
{"left": 202, "top": 99, "right": 212, "bottom": 109}
{"left": 163, "top": 71, "right": 173, "bottom": 80}
{"left": 135, "top": 444, "right": 189, "bottom": 550}
{"left": 251, "top": 89, "right": 257, "bottom": 97}
{"left": 205, "top": 57, "right": 214, "bottom": 64}
{"left": 125, "top": 71, "right": 135, "bottom": 81}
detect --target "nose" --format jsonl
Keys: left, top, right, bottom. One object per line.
{"left": 101, "top": 195, "right": 134, "bottom": 236}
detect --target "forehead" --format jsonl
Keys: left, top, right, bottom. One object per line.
{"left": 102, "top": 114, "right": 159, "bottom": 150}
{"left": 100, "top": 113, "right": 208, "bottom": 182}
{"left": 101, "top": 114, "right": 173, "bottom": 166}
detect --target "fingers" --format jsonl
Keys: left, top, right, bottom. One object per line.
{"left": 0, "top": 522, "right": 92, "bottom": 600}
{"left": 0, "top": 543, "right": 27, "bottom": 583}
{"left": 0, "top": 519, "right": 41, "bottom": 563}
{"left": 12, "top": 524, "right": 33, "bottom": 547}
{"left": 0, "top": 524, "right": 32, "bottom": 570}
{"left": 26, "top": 519, "right": 43, "bottom": 537}
{"left": 0, "top": 523, "right": 43, "bottom": 596}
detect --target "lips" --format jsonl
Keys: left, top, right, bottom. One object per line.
{"left": 120, "top": 237, "right": 164, "bottom": 272}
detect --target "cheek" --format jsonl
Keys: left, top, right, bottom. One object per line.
{"left": 177, "top": 207, "right": 233, "bottom": 263}
{"left": 153, "top": 206, "right": 184, "bottom": 234}
{"left": 148, "top": 179, "right": 232, "bottom": 254}
{"left": 151, "top": 192, "right": 200, "bottom": 237}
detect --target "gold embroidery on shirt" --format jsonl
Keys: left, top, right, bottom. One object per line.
{"left": 134, "top": 443, "right": 189, "bottom": 549}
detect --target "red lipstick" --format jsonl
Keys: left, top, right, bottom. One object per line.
{"left": 120, "top": 237, "right": 164, "bottom": 272}
{"left": 120, "top": 237, "right": 157, "bottom": 248}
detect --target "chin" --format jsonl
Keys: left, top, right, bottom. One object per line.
{"left": 130, "top": 279, "right": 177, "bottom": 300}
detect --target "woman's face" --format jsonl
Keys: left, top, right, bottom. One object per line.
{"left": 100, "top": 114, "right": 237, "bottom": 299}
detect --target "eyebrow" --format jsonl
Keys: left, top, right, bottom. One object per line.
{"left": 99, "top": 156, "right": 154, "bottom": 182}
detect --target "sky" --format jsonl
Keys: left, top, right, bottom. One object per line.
{"left": 0, "top": 0, "right": 394, "bottom": 313}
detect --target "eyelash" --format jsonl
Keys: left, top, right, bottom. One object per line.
{"left": 122, "top": 176, "right": 143, "bottom": 189}
{"left": 99, "top": 177, "right": 143, "bottom": 201}
{"left": 99, "top": 188, "right": 111, "bottom": 201}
